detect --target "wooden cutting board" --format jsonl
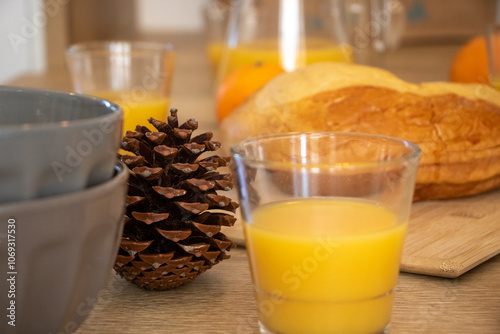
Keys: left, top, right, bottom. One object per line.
{"left": 401, "top": 188, "right": 500, "bottom": 278}
{"left": 223, "top": 188, "right": 500, "bottom": 279}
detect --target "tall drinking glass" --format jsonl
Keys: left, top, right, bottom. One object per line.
{"left": 66, "top": 41, "right": 176, "bottom": 135}
{"left": 231, "top": 132, "right": 420, "bottom": 334}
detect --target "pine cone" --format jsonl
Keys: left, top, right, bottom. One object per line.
{"left": 113, "top": 109, "right": 238, "bottom": 290}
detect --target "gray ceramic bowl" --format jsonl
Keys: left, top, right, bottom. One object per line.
{"left": 0, "top": 161, "right": 128, "bottom": 334}
{"left": 0, "top": 85, "right": 123, "bottom": 203}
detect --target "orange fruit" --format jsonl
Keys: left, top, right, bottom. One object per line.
{"left": 216, "top": 62, "right": 284, "bottom": 121}
{"left": 450, "top": 35, "right": 489, "bottom": 84}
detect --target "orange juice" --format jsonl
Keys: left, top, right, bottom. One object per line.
{"left": 209, "top": 38, "right": 353, "bottom": 78}
{"left": 243, "top": 198, "right": 407, "bottom": 334}
{"left": 93, "top": 91, "right": 169, "bottom": 135}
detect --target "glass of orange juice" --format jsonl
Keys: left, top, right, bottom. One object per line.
{"left": 231, "top": 132, "right": 420, "bottom": 334}
{"left": 66, "top": 41, "right": 175, "bottom": 135}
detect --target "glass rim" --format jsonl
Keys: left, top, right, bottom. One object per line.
{"left": 66, "top": 40, "right": 175, "bottom": 56}
{"left": 230, "top": 131, "right": 421, "bottom": 169}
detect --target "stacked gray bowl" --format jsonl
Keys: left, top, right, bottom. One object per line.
{"left": 0, "top": 86, "right": 127, "bottom": 334}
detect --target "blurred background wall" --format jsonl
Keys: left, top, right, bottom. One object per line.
{"left": 0, "top": 0, "right": 48, "bottom": 83}
{"left": 0, "top": 0, "right": 497, "bottom": 83}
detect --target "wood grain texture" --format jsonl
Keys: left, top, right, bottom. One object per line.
{"left": 71, "top": 248, "right": 500, "bottom": 334}
{"left": 402, "top": 188, "right": 500, "bottom": 278}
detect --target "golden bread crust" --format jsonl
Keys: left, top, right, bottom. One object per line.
{"left": 220, "top": 63, "right": 500, "bottom": 201}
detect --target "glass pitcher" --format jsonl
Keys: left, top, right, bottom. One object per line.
{"left": 211, "top": 0, "right": 408, "bottom": 121}
{"left": 214, "top": 0, "right": 354, "bottom": 86}
{"left": 211, "top": 0, "right": 408, "bottom": 80}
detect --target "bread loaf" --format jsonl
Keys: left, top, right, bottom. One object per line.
{"left": 220, "top": 62, "right": 500, "bottom": 201}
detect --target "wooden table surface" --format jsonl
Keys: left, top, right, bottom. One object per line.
{"left": 8, "top": 34, "right": 500, "bottom": 334}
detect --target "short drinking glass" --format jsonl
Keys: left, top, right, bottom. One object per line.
{"left": 66, "top": 41, "right": 175, "bottom": 135}
{"left": 231, "top": 132, "right": 420, "bottom": 334}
